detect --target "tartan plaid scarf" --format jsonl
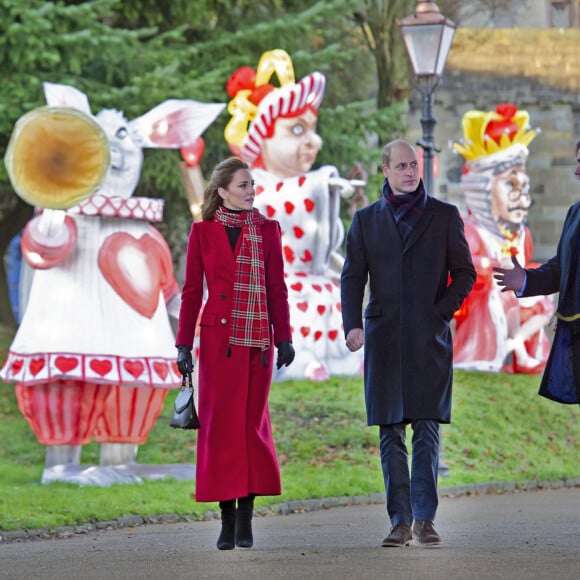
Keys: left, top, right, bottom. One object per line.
{"left": 383, "top": 178, "right": 427, "bottom": 245}
{"left": 214, "top": 206, "right": 270, "bottom": 352}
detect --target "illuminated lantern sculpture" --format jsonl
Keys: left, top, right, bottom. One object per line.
{"left": 0, "top": 83, "right": 224, "bottom": 484}
{"left": 224, "top": 49, "right": 364, "bottom": 381}
{"left": 452, "top": 103, "right": 555, "bottom": 373}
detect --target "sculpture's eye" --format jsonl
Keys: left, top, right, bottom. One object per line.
{"left": 115, "top": 127, "right": 128, "bottom": 140}
{"left": 291, "top": 123, "right": 305, "bottom": 136}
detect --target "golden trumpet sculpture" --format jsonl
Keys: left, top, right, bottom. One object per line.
{"left": 4, "top": 106, "right": 110, "bottom": 209}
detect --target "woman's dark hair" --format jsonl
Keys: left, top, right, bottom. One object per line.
{"left": 201, "top": 157, "right": 250, "bottom": 220}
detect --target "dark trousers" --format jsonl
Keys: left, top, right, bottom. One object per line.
{"left": 379, "top": 419, "right": 440, "bottom": 527}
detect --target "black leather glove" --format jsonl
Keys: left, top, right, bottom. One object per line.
{"left": 275, "top": 341, "right": 295, "bottom": 370}
{"left": 176, "top": 345, "right": 194, "bottom": 376}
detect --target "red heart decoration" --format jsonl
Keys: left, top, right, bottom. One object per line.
{"left": 324, "top": 283, "right": 333, "bottom": 292}
{"left": 314, "top": 331, "right": 323, "bottom": 341}
{"left": 284, "top": 246, "right": 295, "bottom": 264}
{"left": 336, "top": 303, "right": 342, "bottom": 312}
{"left": 304, "top": 199, "right": 315, "bottom": 212}
{"left": 328, "top": 330, "right": 338, "bottom": 341}
{"left": 124, "top": 360, "right": 145, "bottom": 379}
{"left": 179, "top": 137, "right": 205, "bottom": 168}
{"left": 284, "top": 202, "right": 295, "bottom": 214}
{"left": 256, "top": 185, "right": 265, "bottom": 195}
{"left": 293, "top": 227, "right": 304, "bottom": 239}
{"left": 300, "top": 326, "right": 310, "bottom": 337}
{"left": 11, "top": 359, "right": 24, "bottom": 374}
{"left": 90, "top": 359, "right": 113, "bottom": 377}
{"left": 297, "top": 301, "right": 308, "bottom": 312}
{"left": 300, "top": 250, "right": 313, "bottom": 263}
{"left": 298, "top": 175, "right": 306, "bottom": 186}
{"left": 265, "top": 205, "right": 276, "bottom": 217}
{"left": 296, "top": 271, "right": 307, "bottom": 277}
{"left": 29, "top": 358, "right": 45, "bottom": 376}
{"left": 312, "top": 284, "right": 322, "bottom": 293}
{"left": 153, "top": 361, "right": 169, "bottom": 381}
{"left": 55, "top": 356, "right": 78, "bottom": 373}
{"left": 317, "top": 305, "right": 326, "bottom": 315}
{"left": 290, "top": 282, "right": 303, "bottom": 292}
{"left": 98, "top": 233, "right": 164, "bottom": 319}
{"left": 276, "top": 182, "right": 284, "bottom": 192}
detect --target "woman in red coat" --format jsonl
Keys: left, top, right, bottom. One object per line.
{"left": 175, "top": 157, "right": 294, "bottom": 550}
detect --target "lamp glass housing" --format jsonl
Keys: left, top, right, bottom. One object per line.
{"left": 400, "top": 22, "right": 455, "bottom": 77}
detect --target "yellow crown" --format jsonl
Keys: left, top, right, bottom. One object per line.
{"left": 225, "top": 49, "right": 296, "bottom": 149}
{"left": 453, "top": 103, "right": 537, "bottom": 161}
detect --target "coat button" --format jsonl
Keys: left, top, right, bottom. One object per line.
{"left": 220, "top": 318, "right": 227, "bottom": 324}
{"left": 220, "top": 294, "right": 226, "bottom": 300}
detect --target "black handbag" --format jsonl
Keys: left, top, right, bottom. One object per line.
{"left": 170, "top": 372, "right": 200, "bottom": 430}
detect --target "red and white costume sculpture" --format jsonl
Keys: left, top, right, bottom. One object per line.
{"left": 452, "top": 104, "right": 554, "bottom": 374}
{"left": 224, "top": 49, "right": 364, "bottom": 381}
{"left": 0, "top": 83, "right": 224, "bottom": 484}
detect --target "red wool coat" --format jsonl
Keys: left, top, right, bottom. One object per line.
{"left": 176, "top": 217, "right": 291, "bottom": 502}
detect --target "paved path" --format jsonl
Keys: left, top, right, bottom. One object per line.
{"left": 1, "top": 487, "right": 579, "bottom": 580}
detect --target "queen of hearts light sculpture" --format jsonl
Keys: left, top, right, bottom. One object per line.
{"left": 223, "top": 49, "right": 365, "bottom": 381}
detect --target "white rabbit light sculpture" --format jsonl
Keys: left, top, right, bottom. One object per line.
{"left": 0, "top": 83, "right": 224, "bottom": 485}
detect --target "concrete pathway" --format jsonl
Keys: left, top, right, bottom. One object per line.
{"left": 1, "top": 487, "right": 578, "bottom": 580}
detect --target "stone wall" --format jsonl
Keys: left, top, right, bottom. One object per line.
{"left": 405, "top": 29, "right": 580, "bottom": 261}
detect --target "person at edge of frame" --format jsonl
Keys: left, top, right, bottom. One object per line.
{"left": 493, "top": 140, "right": 580, "bottom": 407}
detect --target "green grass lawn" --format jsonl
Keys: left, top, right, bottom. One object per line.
{"left": 0, "top": 324, "right": 578, "bottom": 532}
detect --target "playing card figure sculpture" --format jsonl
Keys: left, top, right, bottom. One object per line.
{"left": 452, "top": 103, "right": 554, "bottom": 373}
{"left": 0, "top": 83, "right": 224, "bottom": 484}
{"left": 224, "top": 49, "right": 364, "bottom": 381}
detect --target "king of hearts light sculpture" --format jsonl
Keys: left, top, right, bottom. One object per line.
{"left": 452, "top": 103, "right": 555, "bottom": 374}
{"left": 222, "top": 49, "right": 365, "bottom": 382}
{"left": 0, "top": 83, "right": 224, "bottom": 485}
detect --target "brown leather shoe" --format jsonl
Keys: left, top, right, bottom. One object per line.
{"left": 412, "top": 520, "right": 442, "bottom": 546}
{"left": 381, "top": 522, "right": 412, "bottom": 547}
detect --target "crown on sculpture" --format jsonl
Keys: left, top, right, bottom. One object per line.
{"left": 453, "top": 103, "right": 537, "bottom": 161}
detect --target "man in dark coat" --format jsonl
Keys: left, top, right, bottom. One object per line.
{"left": 493, "top": 140, "right": 580, "bottom": 406}
{"left": 341, "top": 140, "right": 476, "bottom": 548}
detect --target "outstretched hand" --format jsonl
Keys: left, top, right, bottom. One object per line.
{"left": 328, "top": 176, "right": 356, "bottom": 200}
{"left": 492, "top": 255, "right": 526, "bottom": 293}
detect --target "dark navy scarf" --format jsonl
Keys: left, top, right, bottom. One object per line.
{"left": 383, "top": 178, "right": 427, "bottom": 244}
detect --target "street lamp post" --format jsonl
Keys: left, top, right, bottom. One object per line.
{"left": 416, "top": 78, "right": 438, "bottom": 196}
{"left": 397, "top": 0, "right": 456, "bottom": 196}
{"left": 398, "top": 0, "right": 456, "bottom": 477}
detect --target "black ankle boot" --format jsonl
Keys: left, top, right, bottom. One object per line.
{"left": 235, "top": 495, "right": 254, "bottom": 548}
{"left": 217, "top": 500, "right": 236, "bottom": 550}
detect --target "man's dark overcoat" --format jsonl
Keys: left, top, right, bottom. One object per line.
{"left": 341, "top": 194, "right": 476, "bottom": 426}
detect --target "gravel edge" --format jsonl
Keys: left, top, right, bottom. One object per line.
{"left": 2, "top": 477, "right": 579, "bottom": 543}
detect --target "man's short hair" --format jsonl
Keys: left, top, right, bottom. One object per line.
{"left": 382, "top": 139, "right": 410, "bottom": 167}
